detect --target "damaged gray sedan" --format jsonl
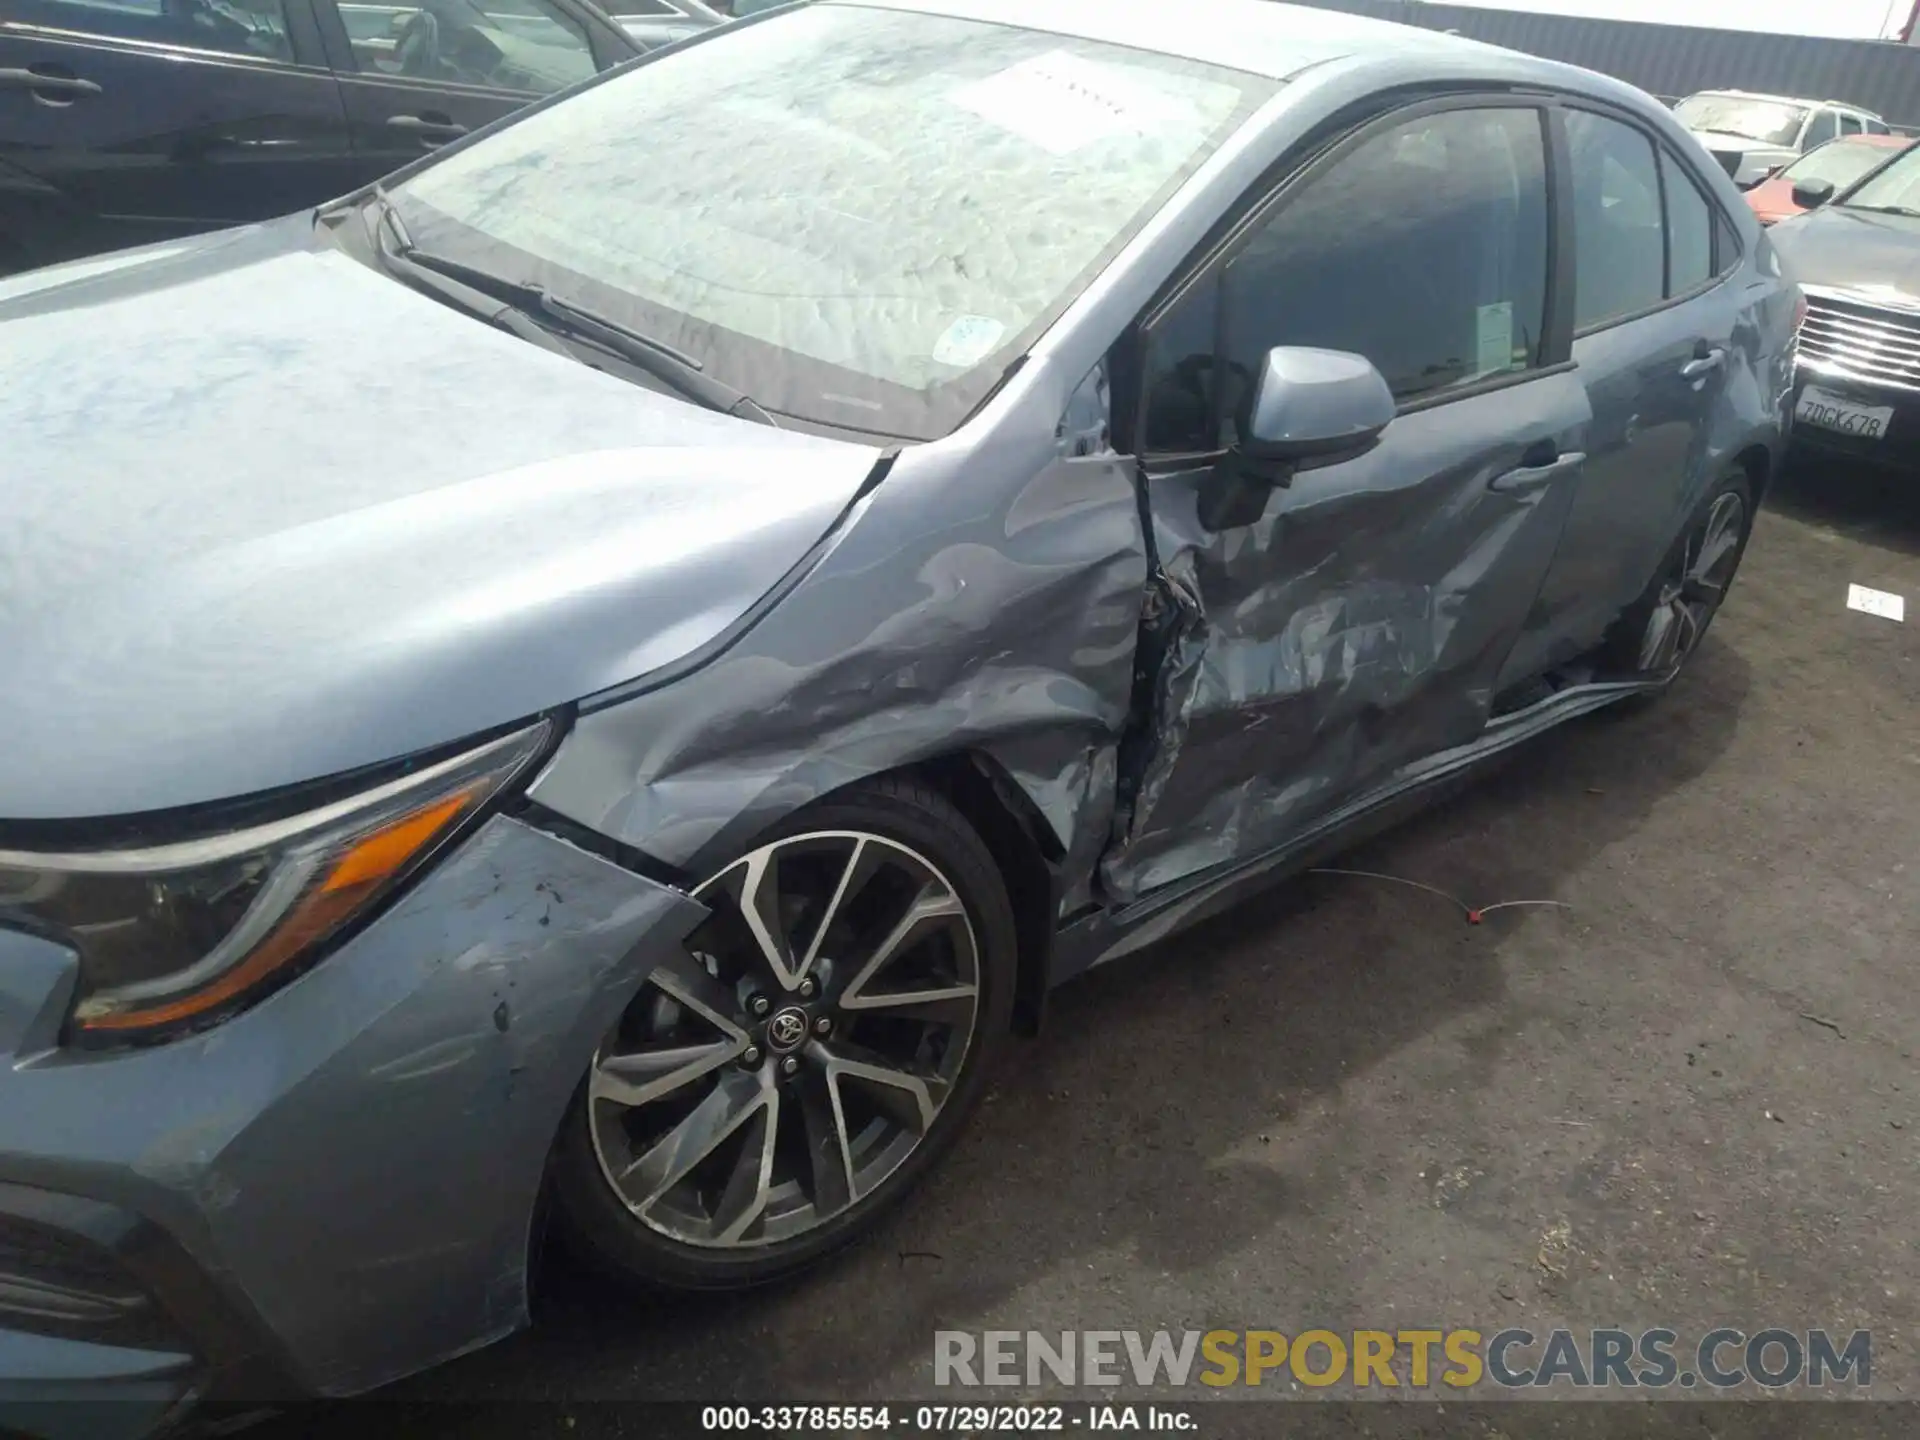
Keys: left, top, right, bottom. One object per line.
{"left": 0, "top": 0, "right": 1794, "bottom": 1425}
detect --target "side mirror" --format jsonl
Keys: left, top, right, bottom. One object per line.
{"left": 1792, "top": 177, "right": 1837, "bottom": 210}
{"left": 1198, "top": 347, "right": 1394, "bottom": 530}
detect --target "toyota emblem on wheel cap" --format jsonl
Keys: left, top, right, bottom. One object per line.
{"left": 766, "top": 1007, "right": 808, "bottom": 1053}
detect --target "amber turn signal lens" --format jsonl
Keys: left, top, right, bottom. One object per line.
{"left": 74, "top": 788, "right": 479, "bottom": 1034}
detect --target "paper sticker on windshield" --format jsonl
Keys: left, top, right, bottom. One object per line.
{"left": 1475, "top": 302, "right": 1515, "bottom": 377}
{"left": 932, "top": 315, "right": 1007, "bottom": 368}
{"left": 950, "top": 51, "right": 1196, "bottom": 156}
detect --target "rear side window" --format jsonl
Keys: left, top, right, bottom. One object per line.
{"left": 1565, "top": 110, "right": 1663, "bottom": 330}
{"left": 28, "top": 0, "right": 295, "bottom": 61}
{"left": 1662, "top": 155, "right": 1713, "bottom": 293}
{"left": 1868, "top": 118, "right": 1892, "bottom": 136}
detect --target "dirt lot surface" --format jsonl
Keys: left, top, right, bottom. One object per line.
{"left": 274, "top": 459, "right": 1919, "bottom": 1438}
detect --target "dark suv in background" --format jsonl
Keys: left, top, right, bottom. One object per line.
{"left": 0, "top": 0, "right": 708, "bottom": 273}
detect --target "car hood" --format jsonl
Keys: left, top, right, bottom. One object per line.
{"left": 616, "top": 14, "right": 712, "bottom": 47}
{"left": 1770, "top": 203, "right": 1920, "bottom": 301}
{"left": 1688, "top": 130, "right": 1789, "bottom": 154}
{"left": 1745, "top": 175, "right": 1801, "bottom": 224}
{"left": 0, "top": 219, "right": 884, "bottom": 821}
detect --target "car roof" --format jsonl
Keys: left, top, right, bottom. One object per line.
{"left": 1687, "top": 88, "right": 1882, "bottom": 117}
{"left": 843, "top": 0, "right": 1507, "bottom": 81}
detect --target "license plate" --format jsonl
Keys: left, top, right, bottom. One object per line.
{"left": 1796, "top": 385, "right": 1894, "bottom": 440}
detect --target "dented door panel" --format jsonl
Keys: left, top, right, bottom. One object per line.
{"left": 1100, "top": 371, "right": 1594, "bottom": 903}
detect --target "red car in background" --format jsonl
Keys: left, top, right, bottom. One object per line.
{"left": 1745, "top": 132, "right": 1913, "bottom": 224}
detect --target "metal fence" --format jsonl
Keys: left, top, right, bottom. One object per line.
{"left": 1284, "top": 0, "right": 1920, "bottom": 130}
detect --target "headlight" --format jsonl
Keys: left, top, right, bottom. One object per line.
{"left": 0, "top": 722, "right": 552, "bottom": 1044}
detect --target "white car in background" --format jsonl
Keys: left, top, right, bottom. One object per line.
{"left": 604, "top": 0, "right": 727, "bottom": 49}
{"left": 1675, "top": 89, "right": 1891, "bottom": 188}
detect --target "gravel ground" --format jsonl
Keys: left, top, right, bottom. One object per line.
{"left": 265, "top": 456, "right": 1919, "bottom": 1437}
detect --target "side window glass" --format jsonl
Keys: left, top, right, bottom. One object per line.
{"left": 1803, "top": 110, "right": 1837, "bottom": 148}
{"left": 1662, "top": 153, "right": 1713, "bottom": 294}
{"left": 1566, "top": 110, "right": 1663, "bottom": 330}
{"left": 1140, "top": 105, "right": 1549, "bottom": 450}
{"left": 35, "top": 0, "right": 294, "bottom": 61}
{"left": 1840, "top": 113, "right": 1863, "bottom": 137}
{"left": 336, "top": 0, "right": 598, "bottom": 93}
{"left": 1869, "top": 119, "right": 1892, "bottom": 136}
{"left": 1713, "top": 208, "right": 1741, "bottom": 278}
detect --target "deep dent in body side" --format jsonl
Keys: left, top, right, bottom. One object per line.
{"left": 525, "top": 355, "right": 1149, "bottom": 939}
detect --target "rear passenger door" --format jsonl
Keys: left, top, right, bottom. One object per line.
{"left": 1507, "top": 102, "right": 1746, "bottom": 680}
{"left": 310, "top": 0, "right": 629, "bottom": 184}
{"left": 0, "top": 0, "right": 353, "bottom": 266}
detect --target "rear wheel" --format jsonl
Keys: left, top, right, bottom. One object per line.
{"left": 1599, "top": 467, "right": 1754, "bottom": 694}
{"left": 551, "top": 777, "right": 1015, "bottom": 1290}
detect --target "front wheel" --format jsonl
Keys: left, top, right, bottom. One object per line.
{"left": 550, "top": 776, "right": 1016, "bottom": 1291}
{"left": 1598, "top": 467, "right": 1754, "bottom": 694}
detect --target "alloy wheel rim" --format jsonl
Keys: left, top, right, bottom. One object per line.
{"left": 1636, "top": 491, "right": 1745, "bottom": 674}
{"left": 587, "top": 831, "right": 982, "bottom": 1249}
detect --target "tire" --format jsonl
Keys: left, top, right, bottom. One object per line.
{"left": 1596, "top": 467, "right": 1755, "bottom": 701}
{"left": 551, "top": 775, "right": 1017, "bottom": 1291}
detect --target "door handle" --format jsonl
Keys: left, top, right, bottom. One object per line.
{"left": 0, "top": 68, "right": 103, "bottom": 100}
{"left": 386, "top": 114, "right": 469, "bottom": 141}
{"left": 1489, "top": 448, "right": 1585, "bottom": 493}
{"left": 1681, "top": 347, "right": 1726, "bottom": 380}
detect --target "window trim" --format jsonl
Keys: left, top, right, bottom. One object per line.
{"left": 1129, "top": 88, "right": 1566, "bottom": 463}
{"left": 6, "top": 0, "right": 331, "bottom": 71}
{"left": 1555, "top": 98, "right": 1742, "bottom": 342}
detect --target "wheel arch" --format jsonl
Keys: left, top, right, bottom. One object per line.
{"left": 1731, "top": 440, "right": 1773, "bottom": 505}
{"left": 908, "top": 751, "right": 1063, "bottom": 1039}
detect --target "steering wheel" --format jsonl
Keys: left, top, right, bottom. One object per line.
{"left": 394, "top": 8, "right": 443, "bottom": 77}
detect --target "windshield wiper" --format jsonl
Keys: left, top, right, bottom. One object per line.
{"left": 366, "top": 191, "right": 777, "bottom": 427}
{"left": 1845, "top": 203, "right": 1920, "bottom": 218}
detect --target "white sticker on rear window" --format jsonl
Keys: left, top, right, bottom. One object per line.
{"left": 931, "top": 314, "right": 1007, "bottom": 368}
{"left": 950, "top": 51, "right": 1197, "bottom": 157}
{"left": 1475, "top": 301, "right": 1515, "bottom": 377}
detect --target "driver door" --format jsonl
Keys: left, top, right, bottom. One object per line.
{"left": 310, "top": 0, "right": 626, "bottom": 184}
{"left": 1101, "top": 98, "right": 1592, "bottom": 902}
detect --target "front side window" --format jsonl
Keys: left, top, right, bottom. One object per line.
{"left": 393, "top": 4, "right": 1275, "bottom": 438}
{"left": 1802, "top": 109, "right": 1838, "bottom": 149}
{"left": 1673, "top": 95, "right": 1808, "bottom": 147}
{"left": 332, "top": 0, "right": 596, "bottom": 94}
{"left": 1140, "top": 106, "right": 1549, "bottom": 453}
{"left": 25, "top": 0, "right": 294, "bottom": 61}
{"left": 1839, "top": 113, "right": 1863, "bottom": 136}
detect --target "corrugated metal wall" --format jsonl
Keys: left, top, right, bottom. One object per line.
{"left": 1286, "top": 0, "right": 1920, "bottom": 128}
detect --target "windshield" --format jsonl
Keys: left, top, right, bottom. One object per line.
{"left": 1674, "top": 95, "right": 1807, "bottom": 146}
{"left": 1841, "top": 140, "right": 1920, "bottom": 211}
{"left": 392, "top": 4, "right": 1273, "bottom": 438}
{"left": 1782, "top": 137, "right": 1909, "bottom": 191}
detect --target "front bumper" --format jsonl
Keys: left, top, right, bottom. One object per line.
{"left": 0, "top": 814, "right": 704, "bottom": 1436}
{"left": 1789, "top": 364, "right": 1920, "bottom": 470}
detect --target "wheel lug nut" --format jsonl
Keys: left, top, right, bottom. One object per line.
{"left": 741, "top": 1045, "right": 762, "bottom": 1066}
{"left": 781, "top": 1056, "right": 799, "bottom": 1077}
{"left": 749, "top": 994, "right": 770, "bottom": 1016}
{"left": 814, "top": 1016, "right": 833, "bottom": 1036}
{"left": 798, "top": 978, "right": 816, "bottom": 998}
